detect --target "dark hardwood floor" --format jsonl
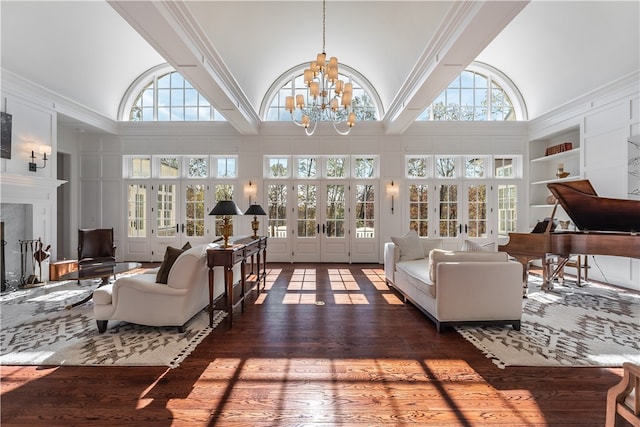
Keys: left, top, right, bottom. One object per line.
{"left": 0, "top": 263, "right": 626, "bottom": 426}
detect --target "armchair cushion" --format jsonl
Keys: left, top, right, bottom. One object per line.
{"left": 78, "top": 228, "right": 116, "bottom": 265}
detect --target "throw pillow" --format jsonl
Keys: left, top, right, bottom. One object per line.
{"left": 421, "top": 238, "right": 443, "bottom": 256}
{"left": 391, "top": 230, "right": 424, "bottom": 262}
{"left": 461, "top": 239, "right": 495, "bottom": 252}
{"left": 182, "top": 241, "right": 192, "bottom": 250}
{"left": 155, "top": 246, "right": 186, "bottom": 284}
{"left": 429, "top": 248, "right": 454, "bottom": 283}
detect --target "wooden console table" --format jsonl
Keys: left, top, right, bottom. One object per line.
{"left": 206, "top": 236, "right": 267, "bottom": 327}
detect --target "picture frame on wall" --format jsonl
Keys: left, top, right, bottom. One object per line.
{"left": 1, "top": 112, "right": 12, "bottom": 159}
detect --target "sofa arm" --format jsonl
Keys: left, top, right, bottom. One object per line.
{"left": 111, "top": 276, "right": 187, "bottom": 307}
{"left": 435, "top": 261, "right": 523, "bottom": 321}
{"left": 384, "top": 242, "right": 400, "bottom": 284}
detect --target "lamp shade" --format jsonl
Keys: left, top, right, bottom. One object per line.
{"left": 245, "top": 204, "right": 267, "bottom": 216}
{"left": 209, "top": 200, "right": 243, "bottom": 216}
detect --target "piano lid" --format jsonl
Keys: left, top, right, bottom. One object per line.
{"left": 547, "top": 180, "right": 640, "bottom": 233}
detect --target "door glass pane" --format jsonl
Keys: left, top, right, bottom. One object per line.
{"left": 409, "top": 184, "right": 429, "bottom": 236}
{"left": 267, "top": 184, "right": 287, "bottom": 238}
{"left": 297, "top": 184, "right": 317, "bottom": 237}
{"left": 498, "top": 184, "right": 517, "bottom": 237}
{"left": 159, "top": 157, "right": 180, "bottom": 177}
{"left": 185, "top": 184, "right": 206, "bottom": 238}
{"left": 214, "top": 184, "right": 235, "bottom": 236}
{"left": 326, "top": 184, "right": 345, "bottom": 238}
{"left": 439, "top": 184, "right": 458, "bottom": 237}
{"left": 157, "top": 184, "right": 177, "bottom": 237}
{"left": 127, "top": 184, "right": 147, "bottom": 237}
{"left": 355, "top": 184, "right": 375, "bottom": 238}
{"left": 467, "top": 184, "right": 488, "bottom": 238}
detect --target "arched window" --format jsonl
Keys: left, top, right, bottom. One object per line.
{"left": 119, "top": 64, "right": 226, "bottom": 122}
{"left": 417, "top": 62, "right": 527, "bottom": 121}
{"left": 261, "top": 63, "right": 382, "bottom": 122}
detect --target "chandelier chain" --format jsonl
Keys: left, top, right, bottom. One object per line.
{"left": 322, "top": 0, "right": 326, "bottom": 54}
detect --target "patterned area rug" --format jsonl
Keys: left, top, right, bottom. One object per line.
{"left": 0, "top": 280, "right": 226, "bottom": 367}
{"left": 456, "top": 276, "right": 640, "bottom": 369}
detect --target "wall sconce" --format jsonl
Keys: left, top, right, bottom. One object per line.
{"left": 387, "top": 180, "right": 400, "bottom": 214}
{"left": 28, "top": 148, "right": 49, "bottom": 172}
{"left": 245, "top": 180, "right": 257, "bottom": 204}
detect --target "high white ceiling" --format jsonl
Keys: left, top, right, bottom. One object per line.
{"left": 1, "top": 1, "right": 638, "bottom": 135}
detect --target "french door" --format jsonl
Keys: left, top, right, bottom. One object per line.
{"left": 124, "top": 181, "right": 212, "bottom": 262}
{"left": 150, "top": 181, "right": 212, "bottom": 261}
{"left": 435, "top": 181, "right": 492, "bottom": 249}
{"left": 293, "top": 181, "right": 349, "bottom": 263}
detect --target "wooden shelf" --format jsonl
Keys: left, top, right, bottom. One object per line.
{"left": 531, "top": 175, "right": 581, "bottom": 186}
{"left": 530, "top": 147, "right": 581, "bottom": 163}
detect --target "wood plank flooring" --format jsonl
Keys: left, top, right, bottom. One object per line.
{"left": 0, "top": 263, "right": 627, "bottom": 426}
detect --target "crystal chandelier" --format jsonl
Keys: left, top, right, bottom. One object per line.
{"left": 285, "top": 0, "right": 356, "bottom": 136}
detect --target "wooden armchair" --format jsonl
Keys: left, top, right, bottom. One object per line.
{"left": 606, "top": 362, "right": 640, "bottom": 427}
{"left": 77, "top": 228, "right": 116, "bottom": 283}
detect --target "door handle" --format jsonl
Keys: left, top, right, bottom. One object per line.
{"left": 458, "top": 224, "right": 462, "bottom": 234}
{"left": 181, "top": 223, "right": 185, "bottom": 233}
{"left": 323, "top": 224, "right": 326, "bottom": 234}
{"left": 176, "top": 224, "right": 179, "bottom": 233}
{"left": 465, "top": 224, "right": 468, "bottom": 233}
{"left": 317, "top": 224, "right": 320, "bottom": 233}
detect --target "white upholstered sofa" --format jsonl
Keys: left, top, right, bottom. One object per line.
{"left": 93, "top": 243, "right": 239, "bottom": 333}
{"left": 384, "top": 233, "right": 523, "bottom": 332}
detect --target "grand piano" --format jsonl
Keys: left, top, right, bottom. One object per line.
{"left": 498, "top": 179, "right": 640, "bottom": 292}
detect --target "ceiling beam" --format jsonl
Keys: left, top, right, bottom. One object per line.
{"left": 383, "top": 1, "right": 529, "bottom": 135}
{"left": 108, "top": 0, "right": 260, "bottom": 135}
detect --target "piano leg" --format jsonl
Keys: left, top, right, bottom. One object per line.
{"left": 542, "top": 255, "right": 570, "bottom": 291}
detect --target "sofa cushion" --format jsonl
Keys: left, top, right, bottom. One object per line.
{"left": 429, "top": 249, "right": 508, "bottom": 283}
{"left": 397, "top": 258, "right": 435, "bottom": 297}
{"left": 421, "top": 238, "right": 443, "bottom": 255}
{"left": 461, "top": 239, "right": 495, "bottom": 252}
{"left": 391, "top": 230, "right": 424, "bottom": 261}
{"left": 156, "top": 245, "right": 188, "bottom": 284}
{"left": 429, "top": 249, "right": 454, "bottom": 283}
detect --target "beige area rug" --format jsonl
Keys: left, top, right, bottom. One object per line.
{"left": 456, "top": 276, "right": 640, "bottom": 369}
{"left": 0, "top": 279, "right": 226, "bottom": 368}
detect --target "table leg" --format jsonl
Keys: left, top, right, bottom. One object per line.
{"left": 225, "top": 264, "right": 234, "bottom": 326}
{"left": 240, "top": 259, "right": 246, "bottom": 312}
{"left": 208, "top": 267, "right": 214, "bottom": 327}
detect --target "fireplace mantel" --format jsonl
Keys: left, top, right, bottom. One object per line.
{"left": 0, "top": 173, "right": 66, "bottom": 190}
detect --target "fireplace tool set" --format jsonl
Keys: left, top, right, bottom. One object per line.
{"left": 19, "top": 238, "right": 50, "bottom": 287}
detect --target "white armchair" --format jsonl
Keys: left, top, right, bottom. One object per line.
{"left": 93, "top": 243, "right": 239, "bottom": 332}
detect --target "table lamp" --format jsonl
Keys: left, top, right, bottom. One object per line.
{"left": 209, "top": 200, "right": 243, "bottom": 247}
{"left": 244, "top": 204, "right": 267, "bottom": 238}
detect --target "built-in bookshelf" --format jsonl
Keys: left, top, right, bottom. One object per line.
{"left": 528, "top": 126, "right": 581, "bottom": 230}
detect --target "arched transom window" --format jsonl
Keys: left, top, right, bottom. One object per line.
{"left": 417, "top": 62, "right": 527, "bottom": 121}
{"left": 119, "top": 64, "right": 226, "bottom": 122}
